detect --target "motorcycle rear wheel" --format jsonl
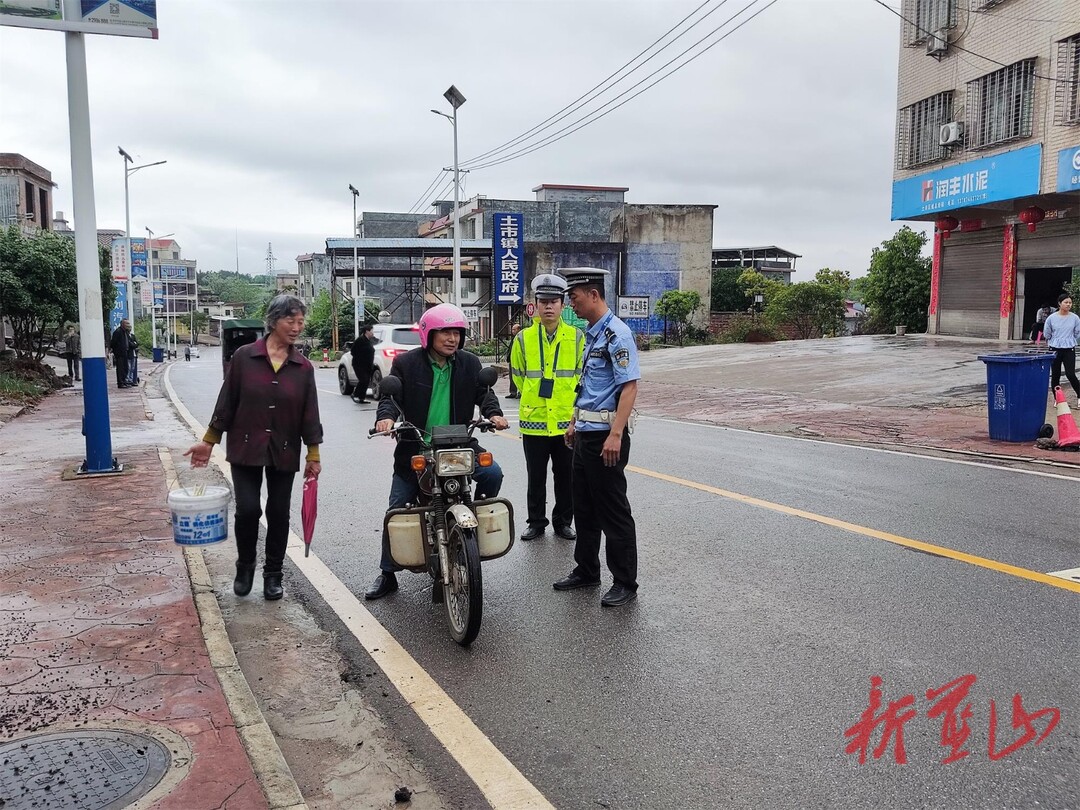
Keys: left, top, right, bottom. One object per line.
{"left": 444, "top": 523, "right": 483, "bottom": 646}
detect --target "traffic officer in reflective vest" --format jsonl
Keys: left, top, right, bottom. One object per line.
{"left": 553, "top": 268, "right": 641, "bottom": 607}
{"left": 510, "top": 273, "right": 584, "bottom": 542}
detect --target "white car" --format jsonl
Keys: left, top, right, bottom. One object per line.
{"left": 186, "top": 345, "right": 200, "bottom": 358}
{"left": 338, "top": 323, "right": 421, "bottom": 399}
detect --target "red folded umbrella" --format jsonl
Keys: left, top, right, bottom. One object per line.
{"left": 301, "top": 476, "right": 318, "bottom": 557}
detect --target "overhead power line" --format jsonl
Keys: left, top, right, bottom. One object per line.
{"left": 467, "top": 0, "right": 780, "bottom": 172}
{"left": 462, "top": 0, "right": 732, "bottom": 168}
{"left": 869, "top": 0, "right": 1068, "bottom": 84}
{"left": 407, "top": 169, "right": 448, "bottom": 214}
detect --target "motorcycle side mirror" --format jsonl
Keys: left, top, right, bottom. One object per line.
{"left": 478, "top": 367, "right": 499, "bottom": 389}
{"left": 379, "top": 375, "right": 403, "bottom": 400}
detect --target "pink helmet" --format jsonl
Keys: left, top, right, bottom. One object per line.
{"left": 418, "top": 303, "right": 467, "bottom": 349}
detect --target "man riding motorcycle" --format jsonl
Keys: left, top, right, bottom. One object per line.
{"left": 365, "top": 303, "right": 510, "bottom": 600}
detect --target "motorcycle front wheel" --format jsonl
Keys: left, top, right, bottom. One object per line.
{"left": 444, "top": 522, "right": 483, "bottom": 646}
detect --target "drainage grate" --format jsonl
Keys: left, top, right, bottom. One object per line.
{"left": 0, "top": 729, "right": 171, "bottom": 810}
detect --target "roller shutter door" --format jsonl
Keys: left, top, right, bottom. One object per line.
{"left": 938, "top": 234, "right": 1002, "bottom": 338}
{"left": 1017, "top": 220, "right": 1080, "bottom": 268}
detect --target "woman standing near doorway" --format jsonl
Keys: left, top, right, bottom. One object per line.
{"left": 1042, "top": 293, "right": 1080, "bottom": 404}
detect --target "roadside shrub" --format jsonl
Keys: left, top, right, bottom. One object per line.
{"left": 717, "top": 314, "right": 781, "bottom": 344}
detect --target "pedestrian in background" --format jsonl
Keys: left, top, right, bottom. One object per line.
{"left": 506, "top": 322, "right": 521, "bottom": 398}
{"left": 350, "top": 323, "right": 376, "bottom": 404}
{"left": 1032, "top": 304, "right": 1052, "bottom": 343}
{"left": 126, "top": 329, "right": 140, "bottom": 386}
{"left": 1043, "top": 293, "right": 1080, "bottom": 405}
{"left": 63, "top": 325, "right": 81, "bottom": 382}
{"left": 109, "top": 319, "right": 133, "bottom": 389}
{"left": 184, "top": 294, "right": 323, "bottom": 602}
{"left": 510, "top": 273, "right": 583, "bottom": 542}
{"left": 553, "top": 268, "right": 641, "bottom": 608}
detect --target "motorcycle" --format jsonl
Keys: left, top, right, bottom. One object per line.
{"left": 368, "top": 369, "right": 515, "bottom": 646}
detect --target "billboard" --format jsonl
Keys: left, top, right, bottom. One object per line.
{"left": 493, "top": 212, "right": 524, "bottom": 305}
{"left": 0, "top": 0, "right": 155, "bottom": 36}
{"left": 129, "top": 237, "right": 147, "bottom": 279}
{"left": 109, "top": 280, "right": 127, "bottom": 333}
{"left": 110, "top": 238, "right": 128, "bottom": 281}
{"left": 891, "top": 145, "right": 1042, "bottom": 220}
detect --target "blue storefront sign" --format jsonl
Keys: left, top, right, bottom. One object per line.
{"left": 493, "top": 212, "right": 524, "bottom": 305}
{"left": 129, "top": 237, "right": 147, "bottom": 279}
{"left": 1056, "top": 145, "right": 1080, "bottom": 192}
{"left": 109, "top": 281, "right": 127, "bottom": 333}
{"left": 891, "top": 144, "right": 1042, "bottom": 220}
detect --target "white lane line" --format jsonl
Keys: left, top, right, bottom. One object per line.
{"left": 164, "top": 364, "right": 555, "bottom": 810}
{"left": 1048, "top": 566, "right": 1080, "bottom": 583}
{"left": 638, "top": 414, "right": 1080, "bottom": 482}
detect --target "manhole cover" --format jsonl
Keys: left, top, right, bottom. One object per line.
{"left": 0, "top": 729, "right": 171, "bottom": 810}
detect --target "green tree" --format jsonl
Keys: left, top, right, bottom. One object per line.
{"left": 190, "top": 310, "right": 210, "bottom": 342}
{"left": 737, "top": 269, "right": 784, "bottom": 310}
{"left": 0, "top": 226, "right": 79, "bottom": 359}
{"left": 710, "top": 267, "right": 747, "bottom": 311}
{"left": 654, "top": 289, "right": 702, "bottom": 346}
{"left": 765, "top": 281, "right": 846, "bottom": 340}
{"left": 814, "top": 267, "right": 851, "bottom": 295}
{"left": 861, "top": 226, "right": 931, "bottom": 333}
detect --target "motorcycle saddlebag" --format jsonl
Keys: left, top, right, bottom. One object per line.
{"left": 384, "top": 506, "right": 429, "bottom": 572}
{"left": 473, "top": 498, "right": 515, "bottom": 561}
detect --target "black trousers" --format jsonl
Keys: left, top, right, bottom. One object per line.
{"left": 113, "top": 353, "right": 128, "bottom": 387}
{"left": 571, "top": 430, "right": 637, "bottom": 589}
{"left": 522, "top": 433, "right": 573, "bottom": 529}
{"left": 231, "top": 464, "right": 297, "bottom": 574}
{"left": 66, "top": 354, "right": 80, "bottom": 380}
{"left": 1052, "top": 348, "right": 1080, "bottom": 397}
{"left": 353, "top": 365, "right": 371, "bottom": 400}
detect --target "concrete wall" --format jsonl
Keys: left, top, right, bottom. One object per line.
{"left": 615, "top": 204, "right": 715, "bottom": 326}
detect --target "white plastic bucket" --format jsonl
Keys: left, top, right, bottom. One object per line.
{"left": 167, "top": 486, "right": 231, "bottom": 546}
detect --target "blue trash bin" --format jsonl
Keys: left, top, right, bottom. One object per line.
{"left": 977, "top": 353, "right": 1053, "bottom": 441}
{"left": 152, "top": 347, "right": 164, "bottom": 363}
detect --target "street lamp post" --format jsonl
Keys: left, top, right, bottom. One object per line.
{"left": 349, "top": 183, "right": 360, "bottom": 339}
{"left": 431, "top": 84, "right": 466, "bottom": 306}
{"left": 145, "top": 228, "right": 174, "bottom": 358}
{"left": 118, "top": 147, "right": 165, "bottom": 322}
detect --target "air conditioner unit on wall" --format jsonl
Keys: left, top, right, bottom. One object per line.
{"left": 926, "top": 29, "right": 948, "bottom": 57}
{"left": 939, "top": 121, "right": 964, "bottom": 146}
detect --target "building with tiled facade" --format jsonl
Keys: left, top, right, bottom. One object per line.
{"left": 891, "top": 0, "right": 1080, "bottom": 338}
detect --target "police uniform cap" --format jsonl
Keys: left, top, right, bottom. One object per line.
{"left": 559, "top": 267, "right": 610, "bottom": 291}
{"left": 531, "top": 273, "right": 568, "bottom": 300}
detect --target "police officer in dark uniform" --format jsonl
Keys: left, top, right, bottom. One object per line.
{"left": 552, "top": 268, "right": 641, "bottom": 607}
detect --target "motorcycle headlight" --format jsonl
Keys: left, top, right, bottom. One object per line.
{"left": 436, "top": 449, "right": 474, "bottom": 476}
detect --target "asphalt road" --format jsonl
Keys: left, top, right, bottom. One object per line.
{"left": 169, "top": 349, "right": 1079, "bottom": 810}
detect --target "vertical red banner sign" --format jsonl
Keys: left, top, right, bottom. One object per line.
{"left": 930, "top": 231, "right": 942, "bottom": 316}
{"left": 1000, "top": 225, "right": 1017, "bottom": 318}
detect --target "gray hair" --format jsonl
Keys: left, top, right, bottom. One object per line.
{"left": 265, "top": 294, "right": 307, "bottom": 333}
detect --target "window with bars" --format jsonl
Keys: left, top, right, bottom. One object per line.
{"left": 902, "top": 0, "right": 957, "bottom": 45}
{"left": 1055, "top": 34, "right": 1080, "bottom": 125}
{"left": 965, "top": 59, "right": 1036, "bottom": 149}
{"left": 971, "top": 0, "right": 1008, "bottom": 10}
{"left": 896, "top": 91, "right": 954, "bottom": 169}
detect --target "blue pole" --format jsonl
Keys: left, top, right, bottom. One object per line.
{"left": 64, "top": 0, "right": 115, "bottom": 472}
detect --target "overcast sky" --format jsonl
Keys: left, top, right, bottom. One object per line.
{"left": 0, "top": 0, "right": 919, "bottom": 281}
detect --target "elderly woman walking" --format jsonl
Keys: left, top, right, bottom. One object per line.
{"left": 184, "top": 294, "right": 323, "bottom": 600}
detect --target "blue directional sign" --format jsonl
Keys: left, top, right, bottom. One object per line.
{"left": 493, "top": 212, "right": 524, "bottom": 305}
{"left": 109, "top": 280, "right": 127, "bottom": 333}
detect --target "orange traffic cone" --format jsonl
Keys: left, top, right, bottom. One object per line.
{"left": 1053, "top": 387, "right": 1080, "bottom": 447}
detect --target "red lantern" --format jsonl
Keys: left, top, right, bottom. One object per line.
{"left": 1018, "top": 206, "right": 1045, "bottom": 233}
{"left": 936, "top": 215, "right": 959, "bottom": 239}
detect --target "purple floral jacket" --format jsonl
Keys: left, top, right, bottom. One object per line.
{"left": 208, "top": 339, "right": 323, "bottom": 471}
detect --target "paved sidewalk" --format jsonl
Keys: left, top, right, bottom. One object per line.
{"left": 0, "top": 372, "right": 291, "bottom": 809}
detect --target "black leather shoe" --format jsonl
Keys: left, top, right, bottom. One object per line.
{"left": 553, "top": 525, "right": 577, "bottom": 541}
{"left": 365, "top": 572, "right": 398, "bottom": 600}
{"left": 553, "top": 572, "right": 601, "bottom": 591}
{"left": 263, "top": 573, "right": 284, "bottom": 601}
{"left": 601, "top": 584, "right": 637, "bottom": 607}
{"left": 520, "top": 525, "right": 544, "bottom": 541}
{"left": 233, "top": 563, "right": 256, "bottom": 596}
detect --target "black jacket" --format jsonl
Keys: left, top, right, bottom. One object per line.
{"left": 109, "top": 327, "right": 131, "bottom": 357}
{"left": 351, "top": 335, "right": 375, "bottom": 373}
{"left": 376, "top": 347, "right": 502, "bottom": 479}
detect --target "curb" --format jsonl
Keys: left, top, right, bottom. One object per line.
{"left": 157, "top": 447, "right": 308, "bottom": 810}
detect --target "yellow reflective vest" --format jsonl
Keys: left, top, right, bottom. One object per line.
{"left": 510, "top": 319, "right": 584, "bottom": 436}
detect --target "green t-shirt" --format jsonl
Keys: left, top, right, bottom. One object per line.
{"left": 426, "top": 354, "right": 452, "bottom": 432}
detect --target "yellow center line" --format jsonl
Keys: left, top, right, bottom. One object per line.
{"left": 628, "top": 465, "right": 1080, "bottom": 594}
